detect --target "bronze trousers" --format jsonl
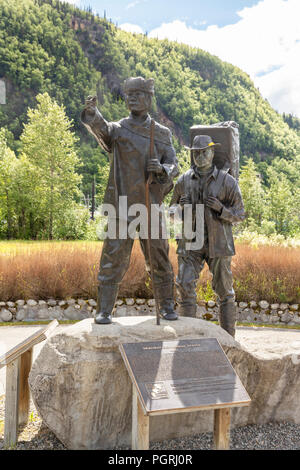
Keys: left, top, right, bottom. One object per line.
{"left": 97, "top": 221, "right": 175, "bottom": 315}
{"left": 176, "top": 241, "right": 235, "bottom": 317}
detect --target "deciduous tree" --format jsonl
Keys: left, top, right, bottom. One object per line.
{"left": 20, "top": 92, "right": 82, "bottom": 239}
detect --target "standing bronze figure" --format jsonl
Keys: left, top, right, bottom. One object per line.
{"left": 170, "top": 134, "right": 245, "bottom": 337}
{"left": 81, "top": 77, "right": 179, "bottom": 324}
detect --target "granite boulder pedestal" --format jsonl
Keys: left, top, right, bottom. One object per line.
{"left": 29, "top": 317, "right": 300, "bottom": 449}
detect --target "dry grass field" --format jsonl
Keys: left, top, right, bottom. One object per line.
{"left": 0, "top": 240, "right": 299, "bottom": 303}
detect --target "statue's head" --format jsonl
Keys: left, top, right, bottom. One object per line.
{"left": 186, "top": 135, "right": 221, "bottom": 170}
{"left": 124, "top": 77, "right": 154, "bottom": 114}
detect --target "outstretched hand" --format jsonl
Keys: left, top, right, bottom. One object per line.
{"left": 85, "top": 95, "right": 97, "bottom": 107}
{"left": 205, "top": 196, "right": 223, "bottom": 213}
{"left": 84, "top": 95, "right": 97, "bottom": 118}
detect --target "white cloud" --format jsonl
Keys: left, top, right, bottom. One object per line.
{"left": 126, "top": 0, "right": 141, "bottom": 9}
{"left": 126, "top": 0, "right": 148, "bottom": 10}
{"left": 256, "top": 44, "right": 300, "bottom": 115}
{"left": 119, "top": 23, "right": 144, "bottom": 34}
{"left": 148, "top": 0, "right": 300, "bottom": 117}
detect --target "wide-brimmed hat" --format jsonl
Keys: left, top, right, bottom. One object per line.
{"left": 185, "top": 135, "right": 221, "bottom": 151}
{"left": 123, "top": 77, "right": 155, "bottom": 96}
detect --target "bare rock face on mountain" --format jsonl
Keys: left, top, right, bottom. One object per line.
{"left": 29, "top": 317, "right": 300, "bottom": 449}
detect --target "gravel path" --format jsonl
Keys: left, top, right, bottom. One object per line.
{"left": 1, "top": 395, "right": 300, "bottom": 450}
{"left": 150, "top": 422, "right": 300, "bottom": 450}
{"left": 0, "top": 396, "right": 66, "bottom": 450}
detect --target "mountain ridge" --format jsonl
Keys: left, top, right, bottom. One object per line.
{"left": 0, "top": 0, "right": 299, "bottom": 194}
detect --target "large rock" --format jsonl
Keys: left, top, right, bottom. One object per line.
{"left": 0, "top": 308, "right": 13, "bottom": 322}
{"left": 29, "top": 317, "right": 300, "bottom": 450}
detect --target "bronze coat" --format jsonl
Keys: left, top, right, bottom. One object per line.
{"left": 170, "top": 166, "right": 245, "bottom": 258}
{"left": 81, "top": 108, "right": 179, "bottom": 216}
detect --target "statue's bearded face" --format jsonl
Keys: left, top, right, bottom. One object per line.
{"left": 193, "top": 147, "right": 215, "bottom": 169}
{"left": 126, "top": 90, "right": 152, "bottom": 113}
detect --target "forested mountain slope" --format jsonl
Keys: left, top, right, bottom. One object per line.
{"left": 0, "top": 0, "right": 299, "bottom": 194}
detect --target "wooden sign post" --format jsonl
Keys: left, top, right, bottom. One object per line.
{"left": 119, "top": 338, "right": 251, "bottom": 450}
{"left": 0, "top": 320, "right": 58, "bottom": 447}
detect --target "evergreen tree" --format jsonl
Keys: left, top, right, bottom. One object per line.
{"left": 0, "top": 129, "right": 17, "bottom": 238}
{"left": 265, "top": 164, "right": 300, "bottom": 235}
{"left": 239, "top": 158, "right": 266, "bottom": 230}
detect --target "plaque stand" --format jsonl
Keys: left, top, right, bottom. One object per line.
{"left": 132, "top": 385, "right": 231, "bottom": 450}
{"left": 213, "top": 408, "right": 231, "bottom": 450}
{"left": 132, "top": 386, "right": 150, "bottom": 450}
{"left": 120, "top": 338, "right": 251, "bottom": 451}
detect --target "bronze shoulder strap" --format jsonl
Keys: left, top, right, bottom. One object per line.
{"left": 212, "top": 169, "right": 228, "bottom": 198}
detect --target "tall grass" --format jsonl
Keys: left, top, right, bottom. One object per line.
{"left": 232, "top": 243, "right": 300, "bottom": 303}
{"left": 0, "top": 241, "right": 101, "bottom": 301}
{"left": 0, "top": 240, "right": 299, "bottom": 303}
{"left": 0, "top": 241, "right": 155, "bottom": 301}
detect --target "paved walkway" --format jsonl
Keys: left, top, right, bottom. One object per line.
{"left": 0, "top": 324, "right": 300, "bottom": 395}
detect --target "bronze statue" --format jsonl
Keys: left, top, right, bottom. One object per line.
{"left": 170, "top": 134, "right": 245, "bottom": 337}
{"left": 81, "top": 77, "right": 179, "bottom": 324}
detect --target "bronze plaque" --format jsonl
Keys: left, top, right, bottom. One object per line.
{"left": 119, "top": 338, "right": 251, "bottom": 415}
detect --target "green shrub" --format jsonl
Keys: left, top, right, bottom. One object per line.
{"left": 53, "top": 204, "right": 90, "bottom": 240}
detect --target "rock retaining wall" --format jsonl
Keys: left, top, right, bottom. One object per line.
{"left": 0, "top": 298, "right": 299, "bottom": 326}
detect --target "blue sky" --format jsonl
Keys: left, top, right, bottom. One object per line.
{"left": 68, "top": 0, "right": 300, "bottom": 117}
{"left": 74, "top": 0, "right": 260, "bottom": 31}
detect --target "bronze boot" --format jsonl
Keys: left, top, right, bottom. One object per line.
{"left": 156, "top": 282, "right": 178, "bottom": 321}
{"left": 177, "top": 304, "right": 197, "bottom": 318}
{"left": 95, "top": 283, "right": 119, "bottom": 325}
{"left": 219, "top": 301, "right": 236, "bottom": 338}
{"left": 175, "top": 274, "right": 198, "bottom": 318}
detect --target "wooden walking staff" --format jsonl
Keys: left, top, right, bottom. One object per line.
{"left": 145, "top": 118, "right": 160, "bottom": 325}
